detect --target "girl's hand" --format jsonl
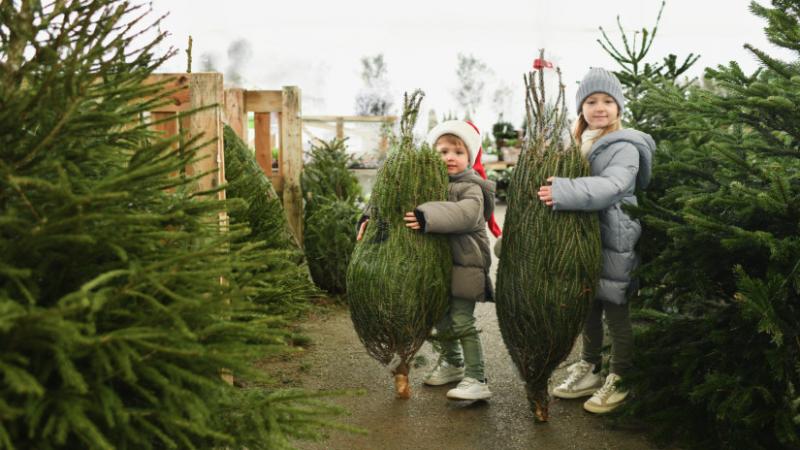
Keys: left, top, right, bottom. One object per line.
{"left": 403, "top": 211, "right": 421, "bottom": 230}
{"left": 356, "top": 219, "right": 369, "bottom": 241}
{"left": 537, "top": 176, "right": 555, "bottom": 207}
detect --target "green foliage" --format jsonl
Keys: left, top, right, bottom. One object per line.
{"left": 597, "top": 0, "right": 700, "bottom": 140}
{"left": 346, "top": 91, "right": 451, "bottom": 374}
{"left": 495, "top": 66, "right": 602, "bottom": 421}
{"left": 301, "top": 138, "right": 362, "bottom": 295}
{"left": 492, "top": 121, "right": 518, "bottom": 144}
{"left": 603, "top": 1, "right": 800, "bottom": 447}
{"left": 302, "top": 138, "right": 362, "bottom": 212}
{"left": 223, "top": 124, "right": 317, "bottom": 317}
{"left": 223, "top": 125, "right": 297, "bottom": 250}
{"left": 481, "top": 134, "right": 495, "bottom": 155}
{"left": 305, "top": 199, "right": 361, "bottom": 295}
{"left": 486, "top": 167, "right": 513, "bottom": 201}
{"left": 0, "top": 2, "right": 341, "bottom": 448}
{"left": 624, "top": 299, "right": 798, "bottom": 450}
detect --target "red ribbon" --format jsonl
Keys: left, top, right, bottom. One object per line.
{"left": 533, "top": 58, "right": 554, "bottom": 69}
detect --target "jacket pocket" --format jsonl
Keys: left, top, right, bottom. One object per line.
{"left": 452, "top": 266, "right": 485, "bottom": 301}
{"left": 451, "top": 235, "right": 483, "bottom": 267}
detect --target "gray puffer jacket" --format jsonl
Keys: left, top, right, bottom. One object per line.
{"left": 416, "top": 169, "right": 495, "bottom": 302}
{"left": 550, "top": 129, "right": 655, "bottom": 305}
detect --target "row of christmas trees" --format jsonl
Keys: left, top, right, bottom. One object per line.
{"left": 602, "top": 1, "right": 800, "bottom": 448}
{"left": 0, "top": 1, "right": 349, "bottom": 448}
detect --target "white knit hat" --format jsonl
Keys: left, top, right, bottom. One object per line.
{"left": 426, "top": 120, "right": 481, "bottom": 167}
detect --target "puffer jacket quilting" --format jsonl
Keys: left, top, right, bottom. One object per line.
{"left": 550, "top": 129, "right": 655, "bottom": 304}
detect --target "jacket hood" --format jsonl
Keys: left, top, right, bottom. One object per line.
{"left": 589, "top": 129, "right": 656, "bottom": 189}
{"left": 450, "top": 169, "right": 496, "bottom": 221}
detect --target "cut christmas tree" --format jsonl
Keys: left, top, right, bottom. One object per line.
{"left": 495, "top": 56, "right": 602, "bottom": 422}
{"left": 346, "top": 91, "right": 451, "bottom": 398}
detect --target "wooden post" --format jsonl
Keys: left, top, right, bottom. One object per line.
{"left": 379, "top": 118, "right": 391, "bottom": 157}
{"left": 188, "top": 73, "right": 225, "bottom": 201}
{"left": 277, "top": 112, "right": 284, "bottom": 191}
{"left": 254, "top": 112, "right": 272, "bottom": 175}
{"left": 302, "top": 114, "right": 397, "bottom": 159}
{"left": 151, "top": 112, "right": 179, "bottom": 181}
{"left": 179, "top": 115, "right": 194, "bottom": 177}
{"left": 336, "top": 117, "right": 344, "bottom": 139}
{"left": 277, "top": 112, "right": 284, "bottom": 168}
{"left": 192, "top": 74, "right": 231, "bottom": 387}
{"left": 151, "top": 112, "right": 178, "bottom": 136}
{"left": 148, "top": 73, "right": 231, "bottom": 386}
{"left": 224, "top": 88, "right": 247, "bottom": 143}
{"left": 281, "top": 86, "right": 303, "bottom": 245}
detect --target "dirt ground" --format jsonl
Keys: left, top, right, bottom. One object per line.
{"left": 269, "top": 203, "right": 670, "bottom": 450}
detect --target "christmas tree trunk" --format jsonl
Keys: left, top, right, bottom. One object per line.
{"left": 346, "top": 91, "right": 451, "bottom": 398}
{"left": 495, "top": 61, "right": 602, "bottom": 422}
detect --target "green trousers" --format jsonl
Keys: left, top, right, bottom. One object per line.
{"left": 581, "top": 298, "right": 633, "bottom": 376}
{"left": 435, "top": 296, "right": 485, "bottom": 381}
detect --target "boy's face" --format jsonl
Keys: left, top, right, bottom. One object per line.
{"left": 435, "top": 139, "right": 469, "bottom": 175}
{"left": 581, "top": 92, "right": 619, "bottom": 130}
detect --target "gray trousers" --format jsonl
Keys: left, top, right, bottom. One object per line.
{"left": 436, "top": 296, "right": 485, "bottom": 381}
{"left": 581, "top": 298, "right": 633, "bottom": 376}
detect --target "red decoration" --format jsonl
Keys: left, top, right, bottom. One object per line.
{"left": 466, "top": 121, "right": 503, "bottom": 238}
{"left": 533, "top": 58, "right": 554, "bottom": 69}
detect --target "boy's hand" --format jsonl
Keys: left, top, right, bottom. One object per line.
{"left": 537, "top": 176, "right": 555, "bottom": 207}
{"left": 356, "top": 219, "right": 369, "bottom": 241}
{"left": 403, "top": 212, "right": 421, "bottom": 230}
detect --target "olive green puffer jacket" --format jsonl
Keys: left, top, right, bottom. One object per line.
{"left": 416, "top": 169, "right": 496, "bottom": 301}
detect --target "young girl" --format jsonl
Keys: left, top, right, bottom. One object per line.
{"left": 358, "top": 120, "right": 498, "bottom": 401}
{"left": 536, "top": 68, "right": 655, "bottom": 414}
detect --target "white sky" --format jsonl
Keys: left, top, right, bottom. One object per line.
{"left": 149, "top": 0, "right": 790, "bottom": 135}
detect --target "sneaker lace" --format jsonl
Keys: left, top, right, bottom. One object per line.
{"left": 563, "top": 362, "right": 591, "bottom": 387}
{"left": 456, "top": 377, "right": 478, "bottom": 389}
{"left": 594, "top": 377, "right": 618, "bottom": 399}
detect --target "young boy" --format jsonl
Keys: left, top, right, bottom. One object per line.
{"left": 404, "top": 120, "right": 496, "bottom": 400}
{"left": 356, "top": 120, "right": 497, "bottom": 400}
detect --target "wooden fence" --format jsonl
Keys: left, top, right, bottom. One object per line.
{"left": 145, "top": 73, "right": 226, "bottom": 201}
{"left": 303, "top": 115, "right": 395, "bottom": 159}
{"left": 141, "top": 74, "right": 304, "bottom": 244}
{"left": 224, "top": 87, "right": 303, "bottom": 244}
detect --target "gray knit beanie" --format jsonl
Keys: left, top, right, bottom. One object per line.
{"left": 575, "top": 68, "right": 625, "bottom": 115}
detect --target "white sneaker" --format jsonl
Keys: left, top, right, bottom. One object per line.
{"left": 446, "top": 377, "right": 492, "bottom": 400}
{"left": 583, "top": 373, "right": 628, "bottom": 414}
{"left": 423, "top": 360, "right": 464, "bottom": 386}
{"left": 552, "top": 360, "right": 602, "bottom": 399}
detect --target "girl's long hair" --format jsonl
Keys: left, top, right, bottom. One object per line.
{"left": 573, "top": 113, "right": 622, "bottom": 148}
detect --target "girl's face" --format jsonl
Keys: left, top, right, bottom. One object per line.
{"left": 436, "top": 139, "right": 469, "bottom": 174}
{"left": 581, "top": 93, "right": 619, "bottom": 130}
